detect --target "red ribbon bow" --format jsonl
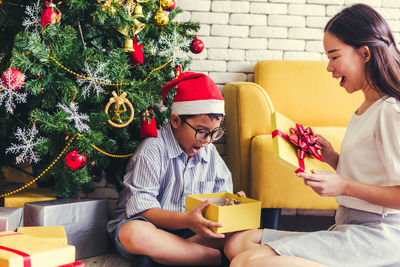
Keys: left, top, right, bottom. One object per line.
{"left": 288, "top": 124, "right": 322, "bottom": 161}
{"left": 272, "top": 124, "right": 322, "bottom": 173}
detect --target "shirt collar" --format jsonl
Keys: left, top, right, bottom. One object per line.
{"left": 162, "top": 122, "right": 209, "bottom": 163}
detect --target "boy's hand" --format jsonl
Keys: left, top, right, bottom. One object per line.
{"left": 236, "top": 191, "right": 246, "bottom": 198}
{"left": 185, "top": 200, "right": 225, "bottom": 239}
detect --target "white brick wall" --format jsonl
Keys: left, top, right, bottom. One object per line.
{"left": 174, "top": 0, "right": 400, "bottom": 89}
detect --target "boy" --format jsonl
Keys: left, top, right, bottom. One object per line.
{"left": 107, "top": 72, "right": 244, "bottom": 266}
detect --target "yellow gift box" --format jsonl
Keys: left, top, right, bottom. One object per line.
{"left": 0, "top": 231, "right": 75, "bottom": 267}
{"left": 271, "top": 111, "right": 329, "bottom": 173}
{"left": 17, "top": 226, "right": 68, "bottom": 245}
{"left": 185, "top": 192, "right": 261, "bottom": 233}
{"left": 1, "top": 164, "right": 37, "bottom": 188}
{"left": 4, "top": 188, "right": 56, "bottom": 208}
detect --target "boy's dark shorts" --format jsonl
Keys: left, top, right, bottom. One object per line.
{"left": 113, "top": 216, "right": 196, "bottom": 261}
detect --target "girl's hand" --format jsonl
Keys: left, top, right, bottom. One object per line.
{"left": 297, "top": 170, "right": 348, "bottom": 197}
{"left": 316, "top": 134, "right": 339, "bottom": 169}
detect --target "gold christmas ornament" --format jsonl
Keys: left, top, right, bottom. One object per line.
{"left": 124, "top": 0, "right": 135, "bottom": 13}
{"left": 160, "top": 0, "right": 173, "bottom": 9}
{"left": 117, "top": 25, "right": 130, "bottom": 36}
{"left": 105, "top": 91, "right": 135, "bottom": 128}
{"left": 132, "top": 19, "right": 146, "bottom": 35}
{"left": 0, "top": 0, "right": 3, "bottom": 5}
{"left": 134, "top": 2, "right": 144, "bottom": 18}
{"left": 99, "top": 0, "right": 118, "bottom": 14}
{"left": 154, "top": 7, "right": 169, "bottom": 26}
{"left": 123, "top": 38, "right": 135, "bottom": 52}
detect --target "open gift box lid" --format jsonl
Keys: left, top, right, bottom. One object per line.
{"left": 271, "top": 111, "right": 329, "bottom": 173}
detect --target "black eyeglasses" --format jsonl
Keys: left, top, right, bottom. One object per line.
{"left": 182, "top": 120, "right": 225, "bottom": 141}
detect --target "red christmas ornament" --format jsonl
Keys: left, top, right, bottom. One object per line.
{"left": 190, "top": 35, "right": 204, "bottom": 54}
{"left": 175, "top": 64, "right": 182, "bottom": 78}
{"left": 41, "top": 1, "right": 61, "bottom": 27}
{"left": 166, "top": 0, "right": 175, "bottom": 11}
{"left": 140, "top": 109, "right": 157, "bottom": 138}
{"left": 129, "top": 36, "right": 144, "bottom": 67}
{"left": 65, "top": 150, "right": 87, "bottom": 171}
{"left": 1, "top": 68, "right": 25, "bottom": 91}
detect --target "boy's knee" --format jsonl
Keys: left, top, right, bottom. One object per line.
{"left": 118, "top": 220, "right": 156, "bottom": 253}
{"left": 224, "top": 229, "right": 262, "bottom": 260}
{"left": 224, "top": 231, "right": 246, "bottom": 260}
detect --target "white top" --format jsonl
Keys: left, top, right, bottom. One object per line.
{"left": 336, "top": 97, "right": 400, "bottom": 215}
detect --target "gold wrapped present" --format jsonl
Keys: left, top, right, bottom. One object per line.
{"left": 4, "top": 188, "right": 56, "bottom": 208}
{"left": 1, "top": 164, "right": 37, "bottom": 188}
{"left": 271, "top": 111, "right": 328, "bottom": 173}
{"left": 185, "top": 192, "right": 261, "bottom": 233}
{"left": 17, "top": 226, "right": 68, "bottom": 245}
{"left": 0, "top": 231, "right": 75, "bottom": 267}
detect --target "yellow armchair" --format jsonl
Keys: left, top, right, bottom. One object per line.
{"left": 224, "top": 61, "right": 363, "bottom": 223}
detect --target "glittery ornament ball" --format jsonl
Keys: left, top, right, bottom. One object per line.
{"left": 155, "top": 9, "right": 169, "bottom": 26}
{"left": 65, "top": 150, "right": 87, "bottom": 171}
{"left": 1, "top": 68, "right": 25, "bottom": 91}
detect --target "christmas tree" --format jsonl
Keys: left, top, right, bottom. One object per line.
{"left": 0, "top": 0, "right": 201, "bottom": 198}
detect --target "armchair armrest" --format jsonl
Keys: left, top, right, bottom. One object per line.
{"left": 224, "top": 82, "right": 274, "bottom": 194}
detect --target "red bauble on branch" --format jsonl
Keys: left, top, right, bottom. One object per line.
{"left": 190, "top": 35, "right": 204, "bottom": 54}
{"left": 65, "top": 150, "right": 87, "bottom": 171}
{"left": 161, "top": 0, "right": 175, "bottom": 11}
{"left": 175, "top": 64, "right": 182, "bottom": 78}
{"left": 1, "top": 68, "right": 25, "bottom": 91}
{"left": 41, "top": 1, "right": 61, "bottom": 27}
{"left": 129, "top": 36, "right": 144, "bottom": 67}
{"left": 167, "top": 0, "right": 175, "bottom": 11}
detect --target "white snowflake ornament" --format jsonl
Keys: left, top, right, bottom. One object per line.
{"left": 77, "top": 61, "right": 110, "bottom": 98}
{"left": 57, "top": 102, "right": 90, "bottom": 133}
{"left": 6, "top": 125, "right": 44, "bottom": 164}
{"left": 22, "top": 2, "right": 42, "bottom": 34}
{"left": 148, "top": 28, "right": 191, "bottom": 68}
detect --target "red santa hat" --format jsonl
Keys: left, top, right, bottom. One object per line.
{"left": 161, "top": 72, "right": 224, "bottom": 115}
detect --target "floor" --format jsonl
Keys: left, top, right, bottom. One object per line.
{"left": 79, "top": 214, "right": 335, "bottom": 267}
{"left": 80, "top": 253, "right": 130, "bottom": 267}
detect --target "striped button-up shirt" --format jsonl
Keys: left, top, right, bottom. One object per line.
{"left": 107, "top": 122, "right": 233, "bottom": 234}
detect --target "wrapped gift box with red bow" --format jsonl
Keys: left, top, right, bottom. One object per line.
{"left": 0, "top": 231, "right": 75, "bottom": 267}
{"left": 271, "top": 111, "right": 328, "bottom": 173}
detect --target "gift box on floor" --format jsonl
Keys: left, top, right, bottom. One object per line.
{"left": 185, "top": 192, "right": 261, "bottom": 233}
{"left": 271, "top": 111, "right": 328, "bottom": 173}
{"left": 0, "top": 183, "right": 24, "bottom": 206}
{"left": 0, "top": 231, "right": 75, "bottom": 267}
{"left": 24, "top": 198, "right": 109, "bottom": 259}
{"left": 4, "top": 188, "right": 56, "bottom": 208}
{"left": 0, "top": 207, "right": 23, "bottom": 232}
{"left": 1, "top": 164, "right": 37, "bottom": 187}
{"left": 17, "top": 226, "right": 68, "bottom": 245}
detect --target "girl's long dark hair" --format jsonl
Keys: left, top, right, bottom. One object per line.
{"left": 325, "top": 3, "right": 400, "bottom": 100}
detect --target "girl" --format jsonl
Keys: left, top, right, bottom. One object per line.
{"left": 224, "top": 4, "right": 400, "bottom": 267}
